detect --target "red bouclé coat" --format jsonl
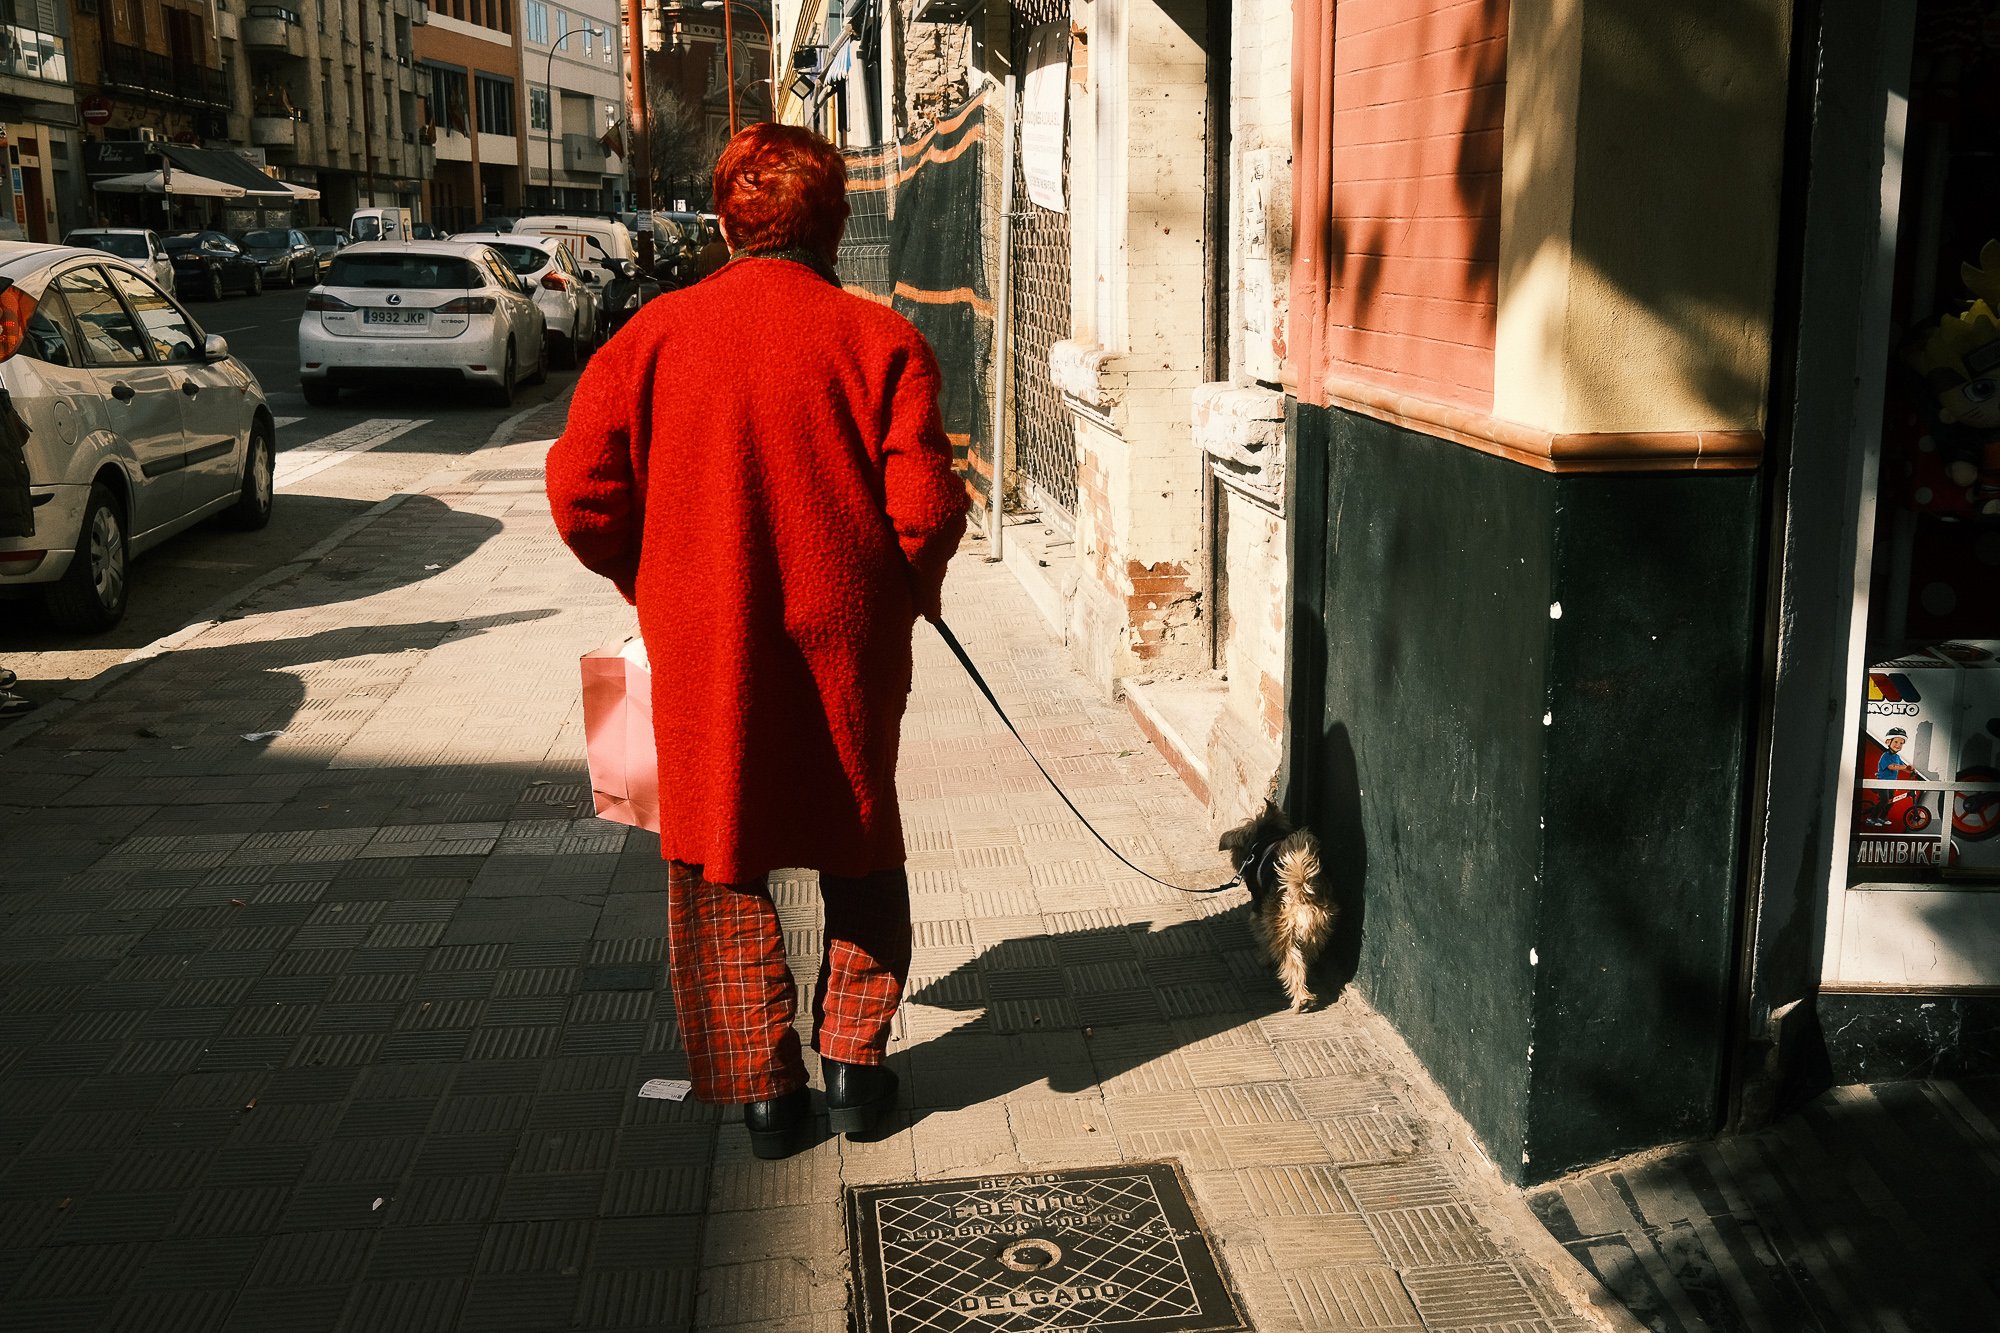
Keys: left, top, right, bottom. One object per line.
{"left": 546, "top": 257, "right": 969, "bottom": 882}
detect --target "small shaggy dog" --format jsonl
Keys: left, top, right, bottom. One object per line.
{"left": 1218, "top": 801, "right": 1334, "bottom": 1011}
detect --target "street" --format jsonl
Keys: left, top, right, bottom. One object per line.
{"left": 0, "top": 282, "right": 580, "bottom": 697}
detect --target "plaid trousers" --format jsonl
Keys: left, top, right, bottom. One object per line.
{"left": 665, "top": 860, "right": 912, "bottom": 1104}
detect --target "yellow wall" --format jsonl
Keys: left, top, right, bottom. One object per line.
{"left": 1495, "top": 0, "right": 1795, "bottom": 436}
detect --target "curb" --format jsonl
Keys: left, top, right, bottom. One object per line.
{"left": 0, "top": 389, "right": 571, "bottom": 758}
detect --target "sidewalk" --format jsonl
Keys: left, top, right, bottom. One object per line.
{"left": 0, "top": 418, "right": 1629, "bottom": 1332}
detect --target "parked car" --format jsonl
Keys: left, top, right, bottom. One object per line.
{"left": 299, "top": 226, "right": 349, "bottom": 277}
{"left": 298, "top": 240, "right": 547, "bottom": 408}
{"left": 511, "top": 215, "right": 659, "bottom": 332}
{"left": 476, "top": 235, "right": 600, "bottom": 368}
{"left": 235, "top": 228, "right": 321, "bottom": 288}
{"left": 0, "top": 244, "right": 274, "bottom": 630}
{"left": 163, "top": 232, "right": 265, "bottom": 300}
{"left": 410, "top": 222, "right": 448, "bottom": 241}
{"left": 61, "top": 228, "right": 177, "bottom": 298}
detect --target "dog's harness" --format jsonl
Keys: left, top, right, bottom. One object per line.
{"left": 1243, "top": 838, "right": 1284, "bottom": 899}
{"left": 930, "top": 617, "right": 1243, "bottom": 896}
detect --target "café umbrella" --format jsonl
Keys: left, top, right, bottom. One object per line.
{"left": 94, "top": 169, "right": 247, "bottom": 199}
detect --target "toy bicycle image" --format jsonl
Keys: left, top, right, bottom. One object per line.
{"left": 1861, "top": 786, "right": 1936, "bottom": 832}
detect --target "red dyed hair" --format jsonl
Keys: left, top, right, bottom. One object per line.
{"left": 712, "top": 124, "right": 850, "bottom": 259}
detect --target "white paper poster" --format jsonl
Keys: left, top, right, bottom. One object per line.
{"left": 1020, "top": 24, "right": 1070, "bottom": 213}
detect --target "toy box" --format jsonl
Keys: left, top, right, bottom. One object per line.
{"left": 1853, "top": 641, "right": 2000, "bottom": 878}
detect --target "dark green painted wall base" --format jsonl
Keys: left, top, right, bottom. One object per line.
{"left": 1285, "top": 402, "right": 1763, "bottom": 1185}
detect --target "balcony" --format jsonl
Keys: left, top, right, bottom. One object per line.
{"left": 242, "top": 6, "right": 305, "bottom": 58}
{"left": 102, "top": 43, "right": 231, "bottom": 110}
{"left": 563, "top": 133, "right": 607, "bottom": 173}
{"left": 216, "top": 8, "right": 239, "bottom": 42}
{"left": 251, "top": 115, "right": 299, "bottom": 148}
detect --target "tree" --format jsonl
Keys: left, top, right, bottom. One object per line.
{"left": 647, "top": 86, "right": 725, "bottom": 208}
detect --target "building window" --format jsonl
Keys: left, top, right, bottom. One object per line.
{"left": 581, "top": 24, "right": 591, "bottom": 55}
{"left": 475, "top": 72, "right": 514, "bottom": 135}
{"left": 529, "top": 86, "right": 550, "bottom": 131}
{"left": 525, "top": 0, "right": 547, "bottom": 43}
{"left": 428, "top": 63, "right": 470, "bottom": 133}
{"left": 554, "top": 8, "right": 567, "bottom": 46}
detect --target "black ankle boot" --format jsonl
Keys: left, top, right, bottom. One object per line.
{"left": 742, "top": 1087, "right": 811, "bottom": 1159}
{"left": 823, "top": 1059, "right": 898, "bottom": 1138}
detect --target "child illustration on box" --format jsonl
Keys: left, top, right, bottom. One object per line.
{"left": 1876, "top": 727, "right": 1928, "bottom": 781}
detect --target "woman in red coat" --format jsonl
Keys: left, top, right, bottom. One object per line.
{"left": 547, "top": 125, "right": 967, "bottom": 1158}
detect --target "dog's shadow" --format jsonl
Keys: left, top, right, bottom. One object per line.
{"left": 876, "top": 906, "right": 1354, "bottom": 1126}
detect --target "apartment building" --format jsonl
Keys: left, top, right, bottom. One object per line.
{"left": 416, "top": 0, "right": 522, "bottom": 226}
{"left": 521, "top": 0, "right": 625, "bottom": 214}
{"left": 226, "top": 0, "right": 430, "bottom": 221}
{"left": 0, "top": 0, "right": 83, "bottom": 239}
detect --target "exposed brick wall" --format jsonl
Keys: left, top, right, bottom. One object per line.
{"left": 1323, "top": 0, "right": 1507, "bottom": 411}
{"left": 1127, "top": 561, "right": 1200, "bottom": 663}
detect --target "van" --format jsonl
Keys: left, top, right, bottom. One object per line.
{"left": 350, "top": 207, "right": 415, "bottom": 243}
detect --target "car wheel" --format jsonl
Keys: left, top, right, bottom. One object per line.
{"left": 207, "top": 272, "right": 224, "bottom": 301}
{"left": 553, "top": 332, "right": 577, "bottom": 370}
{"left": 223, "top": 418, "right": 275, "bottom": 531}
{"left": 489, "top": 341, "right": 516, "bottom": 408}
{"left": 249, "top": 270, "right": 264, "bottom": 296}
{"left": 301, "top": 379, "right": 339, "bottom": 407}
{"left": 526, "top": 333, "right": 548, "bottom": 387}
{"left": 43, "top": 483, "right": 129, "bottom": 632}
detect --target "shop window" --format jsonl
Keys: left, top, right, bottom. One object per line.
{"left": 1850, "top": 3, "right": 2000, "bottom": 883}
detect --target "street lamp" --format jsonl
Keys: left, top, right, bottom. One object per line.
{"left": 545, "top": 24, "right": 611, "bottom": 212}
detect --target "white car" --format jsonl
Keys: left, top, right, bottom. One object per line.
{"left": 511, "top": 215, "right": 659, "bottom": 331}
{"left": 62, "top": 228, "right": 178, "bottom": 298}
{"left": 0, "top": 242, "right": 274, "bottom": 630}
{"left": 475, "top": 235, "right": 600, "bottom": 368}
{"left": 298, "top": 240, "right": 547, "bottom": 408}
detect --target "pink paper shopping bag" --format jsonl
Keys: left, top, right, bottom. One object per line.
{"left": 581, "top": 634, "right": 660, "bottom": 833}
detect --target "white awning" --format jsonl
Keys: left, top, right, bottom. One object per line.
{"left": 95, "top": 170, "right": 247, "bottom": 199}
{"left": 277, "top": 180, "right": 321, "bottom": 202}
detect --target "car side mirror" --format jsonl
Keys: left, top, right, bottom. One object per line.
{"left": 203, "top": 334, "right": 230, "bottom": 361}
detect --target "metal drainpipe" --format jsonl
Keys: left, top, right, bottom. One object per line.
{"left": 360, "top": 1, "right": 377, "bottom": 207}
{"left": 985, "top": 62, "right": 1015, "bottom": 565}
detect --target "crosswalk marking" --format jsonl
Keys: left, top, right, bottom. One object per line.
{"left": 276, "top": 418, "right": 430, "bottom": 488}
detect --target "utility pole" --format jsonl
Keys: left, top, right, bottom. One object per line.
{"left": 627, "top": 0, "right": 651, "bottom": 215}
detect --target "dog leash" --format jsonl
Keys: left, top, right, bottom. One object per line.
{"left": 929, "top": 617, "right": 1242, "bottom": 896}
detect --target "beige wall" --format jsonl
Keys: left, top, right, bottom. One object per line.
{"left": 1495, "top": 0, "right": 1795, "bottom": 437}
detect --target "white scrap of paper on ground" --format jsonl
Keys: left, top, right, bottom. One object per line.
{"left": 240, "top": 731, "right": 285, "bottom": 741}
{"left": 638, "top": 1079, "right": 692, "bottom": 1101}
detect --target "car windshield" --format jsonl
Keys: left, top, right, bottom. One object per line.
{"left": 241, "top": 230, "right": 289, "bottom": 248}
{"left": 302, "top": 229, "right": 341, "bottom": 245}
{"left": 70, "top": 233, "right": 148, "bottom": 259}
{"left": 352, "top": 217, "right": 383, "bottom": 241}
{"left": 326, "top": 254, "right": 480, "bottom": 289}
{"left": 487, "top": 243, "right": 553, "bottom": 276}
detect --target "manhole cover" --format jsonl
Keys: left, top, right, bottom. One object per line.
{"left": 847, "top": 1162, "right": 1243, "bottom": 1332}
